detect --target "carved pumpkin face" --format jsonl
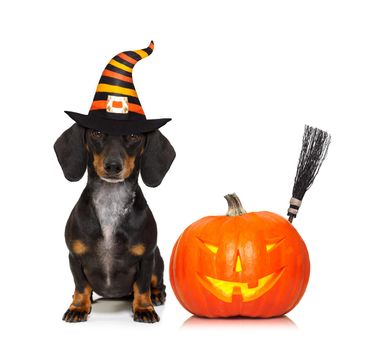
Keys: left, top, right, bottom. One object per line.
{"left": 170, "top": 209, "right": 310, "bottom": 318}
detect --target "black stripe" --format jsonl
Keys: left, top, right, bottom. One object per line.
{"left": 122, "top": 110, "right": 145, "bottom": 118}
{"left": 89, "top": 110, "right": 147, "bottom": 120}
{"left": 105, "top": 64, "right": 132, "bottom": 77}
{"left": 93, "top": 92, "right": 141, "bottom": 105}
{"left": 99, "top": 76, "right": 135, "bottom": 90}
{"left": 114, "top": 55, "right": 134, "bottom": 68}
{"left": 124, "top": 50, "right": 142, "bottom": 61}
{"left": 90, "top": 109, "right": 146, "bottom": 119}
{"left": 289, "top": 204, "right": 300, "bottom": 209}
{"left": 143, "top": 46, "right": 153, "bottom": 55}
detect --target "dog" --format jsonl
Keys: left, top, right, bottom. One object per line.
{"left": 54, "top": 123, "right": 175, "bottom": 323}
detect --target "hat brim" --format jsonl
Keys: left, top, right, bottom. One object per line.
{"left": 65, "top": 111, "right": 171, "bottom": 135}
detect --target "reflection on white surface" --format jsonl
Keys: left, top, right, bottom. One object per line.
{"left": 92, "top": 297, "right": 133, "bottom": 314}
{"left": 181, "top": 315, "right": 297, "bottom": 329}
{"left": 87, "top": 296, "right": 165, "bottom": 324}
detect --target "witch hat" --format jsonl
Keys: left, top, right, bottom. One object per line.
{"left": 65, "top": 41, "right": 171, "bottom": 135}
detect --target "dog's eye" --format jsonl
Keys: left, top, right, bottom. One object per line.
{"left": 127, "top": 134, "right": 141, "bottom": 142}
{"left": 91, "top": 130, "right": 103, "bottom": 139}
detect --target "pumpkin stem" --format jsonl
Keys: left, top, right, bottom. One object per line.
{"left": 224, "top": 193, "right": 247, "bottom": 216}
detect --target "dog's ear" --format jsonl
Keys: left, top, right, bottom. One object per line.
{"left": 54, "top": 123, "right": 87, "bottom": 182}
{"left": 140, "top": 130, "right": 176, "bottom": 187}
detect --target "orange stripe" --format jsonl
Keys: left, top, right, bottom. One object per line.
{"left": 90, "top": 100, "right": 106, "bottom": 110}
{"left": 128, "top": 103, "right": 144, "bottom": 115}
{"left": 149, "top": 41, "right": 154, "bottom": 50}
{"left": 90, "top": 100, "right": 144, "bottom": 115}
{"left": 102, "top": 69, "right": 133, "bottom": 83}
{"left": 118, "top": 52, "right": 137, "bottom": 65}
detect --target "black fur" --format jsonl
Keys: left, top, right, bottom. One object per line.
{"left": 54, "top": 123, "right": 175, "bottom": 323}
{"left": 141, "top": 130, "right": 176, "bottom": 187}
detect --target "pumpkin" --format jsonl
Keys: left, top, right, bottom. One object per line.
{"left": 169, "top": 193, "right": 310, "bottom": 318}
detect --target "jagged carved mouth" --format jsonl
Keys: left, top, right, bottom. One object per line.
{"left": 197, "top": 267, "right": 285, "bottom": 303}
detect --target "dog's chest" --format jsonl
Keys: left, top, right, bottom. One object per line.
{"left": 92, "top": 183, "right": 135, "bottom": 285}
{"left": 92, "top": 183, "right": 134, "bottom": 238}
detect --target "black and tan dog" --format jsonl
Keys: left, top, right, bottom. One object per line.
{"left": 54, "top": 123, "right": 175, "bottom": 323}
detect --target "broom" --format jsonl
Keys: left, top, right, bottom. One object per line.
{"left": 287, "top": 125, "right": 331, "bottom": 223}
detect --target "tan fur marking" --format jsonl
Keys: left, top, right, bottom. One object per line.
{"left": 68, "top": 286, "right": 92, "bottom": 313}
{"left": 72, "top": 240, "right": 88, "bottom": 255}
{"left": 93, "top": 152, "right": 106, "bottom": 178}
{"left": 151, "top": 274, "right": 158, "bottom": 287}
{"left": 130, "top": 243, "right": 145, "bottom": 256}
{"left": 150, "top": 274, "right": 161, "bottom": 295}
{"left": 123, "top": 155, "right": 136, "bottom": 179}
{"left": 133, "top": 283, "right": 153, "bottom": 312}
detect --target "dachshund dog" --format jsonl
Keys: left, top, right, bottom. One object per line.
{"left": 54, "top": 123, "right": 175, "bottom": 323}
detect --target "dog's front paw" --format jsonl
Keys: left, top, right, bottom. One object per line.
{"left": 62, "top": 309, "right": 89, "bottom": 323}
{"left": 133, "top": 307, "right": 160, "bottom": 323}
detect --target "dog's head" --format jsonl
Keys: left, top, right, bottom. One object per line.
{"left": 54, "top": 123, "right": 175, "bottom": 187}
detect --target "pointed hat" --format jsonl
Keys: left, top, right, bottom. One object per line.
{"left": 65, "top": 41, "right": 171, "bottom": 135}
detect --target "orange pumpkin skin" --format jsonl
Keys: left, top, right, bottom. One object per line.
{"left": 170, "top": 211, "right": 310, "bottom": 318}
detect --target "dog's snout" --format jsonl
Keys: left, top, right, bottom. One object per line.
{"left": 104, "top": 159, "right": 123, "bottom": 175}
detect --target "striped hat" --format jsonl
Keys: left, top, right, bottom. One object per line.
{"left": 65, "top": 41, "right": 171, "bottom": 135}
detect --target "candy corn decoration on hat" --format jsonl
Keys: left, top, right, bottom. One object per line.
{"left": 65, "top": 41, "right": 171, "bottom": 135}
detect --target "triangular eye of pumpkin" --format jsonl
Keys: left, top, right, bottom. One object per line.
{"left": 266, "top": 238, "right": 284, "bottom": 252}
{"left": 204, "top": 243, "right": 218, "bottom": 254}
{"left": 266, "top": 243, "right": 276, "bottom": 252}
{"left": 235, "top": 254, "right": 243, "bottom": 272}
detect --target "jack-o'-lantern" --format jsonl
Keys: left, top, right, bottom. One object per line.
{"left": 170, "top": 126, "right": 331, "bottom": 318}
{"left": 170, "top": 194, "right": 309, "bottom": 318}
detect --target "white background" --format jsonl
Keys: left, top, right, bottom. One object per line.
{"left": 1, "top": 0, "right": 372, "bottom": 349}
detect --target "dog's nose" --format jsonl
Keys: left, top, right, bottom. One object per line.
{"left": 104, "top": 160, "right": 123, "bottom": 175}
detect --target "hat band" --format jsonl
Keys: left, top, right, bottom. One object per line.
{"left": 90, "top": 99, "right": 145, "bottom": 115}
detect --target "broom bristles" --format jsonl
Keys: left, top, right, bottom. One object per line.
{"left": 288, "top": 125, "right": 331, "bottom": 222}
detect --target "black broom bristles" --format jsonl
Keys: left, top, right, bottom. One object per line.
{"left": 287, "top": 125, "right": 331, "bottom": 223}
